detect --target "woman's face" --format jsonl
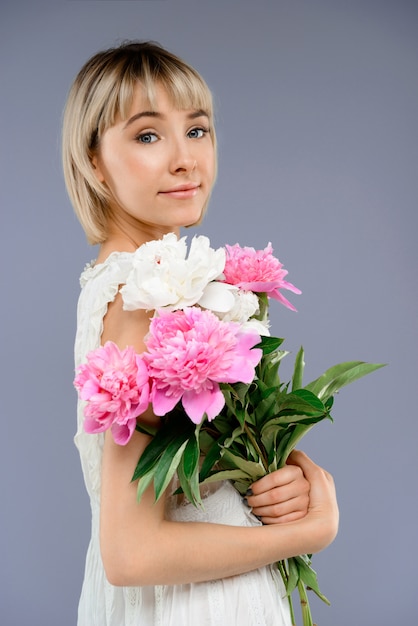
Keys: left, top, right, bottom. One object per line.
{"left": 92, "top": 83, "right": 216, "bottom": 241}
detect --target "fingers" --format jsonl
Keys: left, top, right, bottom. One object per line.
{"left": 246, "top": 450, "right": 338, "bottom": 531}
{"left": 247, "top": 460, "right": 310, "bottom": 525}
{"left": 248, "top": 496, "right": 310, "bottom": 525}
{"left": 255, "top": 450, "right": 339, "bottom": 549}
{"left": 250, "top": 462, "right": 305, "bottom": 495}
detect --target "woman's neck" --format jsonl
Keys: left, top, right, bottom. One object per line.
{"left": 95, "top": 225, "right": 180, "bottom": 264}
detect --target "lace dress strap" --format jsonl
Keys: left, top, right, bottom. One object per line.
{"left": 74, "top": 251, "right": 135, "bottom": 501}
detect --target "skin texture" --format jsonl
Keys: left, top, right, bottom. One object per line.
{"left": 92, "top": 82, "right": 339, "bottom": 587}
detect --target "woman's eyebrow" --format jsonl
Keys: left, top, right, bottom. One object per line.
{"left": 188, "top": 109, "right": 209, "bottom": 120}
{"left": 124, "top": 108, "right": 209, "bottom": 129}
{"left": 124, "top": 111, "right": 161, "bottom": 129}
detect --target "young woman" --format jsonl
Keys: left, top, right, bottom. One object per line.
{"left": 63, "top": 41, "right": 338, "bottom": 626}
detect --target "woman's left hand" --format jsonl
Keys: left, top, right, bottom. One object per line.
{"left": 245, "top": 450, "right": 310, "bottom": 524}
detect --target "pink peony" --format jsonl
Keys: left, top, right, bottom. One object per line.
{"left": 74, "top": 341, "right": 150, "bottom": 445}
{"left": 223, "top": 243, "right": 301, "bottom": 311}
{"left": 144, "top": 307, "right": 262, "bottom": 424}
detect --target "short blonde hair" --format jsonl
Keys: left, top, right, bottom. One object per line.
{"left": 62, "top": 41, "right": 217, "bottom": 244}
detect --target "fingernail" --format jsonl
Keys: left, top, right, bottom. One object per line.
{"left": 245, "top": 488, "right": 253, "bottom": 496}
{"left": 243, "top": 497, "right": 250, "bottom": 507}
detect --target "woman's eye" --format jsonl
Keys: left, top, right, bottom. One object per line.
{"left": 187, "top": 127, "right": 207, "bottom": 139}
{"left": 136, "top": 132, "right": 158, "bottom": 144}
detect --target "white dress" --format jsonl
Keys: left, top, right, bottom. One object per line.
{"left": 74, "top": 251, "right": 292, "bottom": 626}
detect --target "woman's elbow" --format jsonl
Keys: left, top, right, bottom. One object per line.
{"left": 101, "top": 540, "right": 151, "bottom": 587}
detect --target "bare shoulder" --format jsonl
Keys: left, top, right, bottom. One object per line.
{"left": 101, "top": 291, "right": 153, "bottom": 353}
{"left": 94, "top": 239, "right": 153, "bottom": 352}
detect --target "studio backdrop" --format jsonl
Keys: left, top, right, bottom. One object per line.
{"left": 1, "top": 1, "right": 417, "bottom": 625}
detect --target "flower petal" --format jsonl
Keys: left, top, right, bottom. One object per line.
{"left": 198, "top": 282, "right": 237, "bottom": 312}
{"left": 182, "top": 386, "right": 225, "bottom": 423}
{"left": 151, "top": 387, "right": 182, "bottom": 416}
{"left": 111, "top": 419, "right": 136, "bottom": 445}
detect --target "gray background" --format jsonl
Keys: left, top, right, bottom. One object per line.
{"left": 1, "top": 1, "right": 417, "bottom": 624}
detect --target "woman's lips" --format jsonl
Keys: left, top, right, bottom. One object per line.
{"left": 159, "top": 183, "right": 200, "bottom": 199}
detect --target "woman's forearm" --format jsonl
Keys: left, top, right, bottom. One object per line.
{"left": 100, "top": 432, "right": 338, "bottom": 587}
{"left": 104, "top": 515, "right": 334, "bottom": 587}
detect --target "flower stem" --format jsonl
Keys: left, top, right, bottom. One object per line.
{"left": 298, "top": 580, "right": 314, "bottom": 626}
{"left": 277, "top": 560, "right": 296, "bottom": 626}
{"left": 256, "top": 292, "right": 269, "bottom": 323}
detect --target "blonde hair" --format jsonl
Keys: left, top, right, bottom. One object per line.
{"left": 62, "top": 41, "right": 217, "bottom": 244}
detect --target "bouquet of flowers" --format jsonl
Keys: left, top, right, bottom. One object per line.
{"left": 74, "top": 234, "right": 383, "bottom": 626}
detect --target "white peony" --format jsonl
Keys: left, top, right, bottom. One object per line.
{"left": 214, "top": 289, "right": 271, "bottom": 336}
{"left": 197, "top": 281, "right": 237, "bottom": 313}
{"left": 241, "top": 318, "right": 271, "bottom": 336}
{"left": 120, "top": 234, "right": 228, "bottom": 311}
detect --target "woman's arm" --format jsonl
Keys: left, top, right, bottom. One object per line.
{"left": 99, "top": 294, "right": 339, "bottom": 587}
{"left": 100, "top": 432, "right": 337, "bottom": 587}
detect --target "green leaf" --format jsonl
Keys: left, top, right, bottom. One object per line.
{"left": 285, "top": 557, "right": 300, "bottom": 596}
{"left": 281, "top": 413, "right": 329, "bottom": 426}
{"left": 257, "top": 383, "right": 277, "bottom": 401}
{"left": 325, "top": 395, "right": 334, "bottom": 411}
{"left": 198, "top": 429, "right": 215, "bottom": 456}
{"left": 131, "top": 437, "right": 166, "bottom": 482}
{"left": 154, "top": 438, "right": 189, "bottom": 501}
{"left": 201, "top": 469, "right": 252, "bottom": 484}
{"left": 291, "top": 347, "right": 305, "bottom": 391}
{"left": 221, "top": 387, "right": 235, "bottom": 414}
{"left": 294, "top": 555, "right": 330, "bottom": 604}
{"left": 221, "top": 449, "right": 266, "bottom": 479}
{"left": 262, "top": 361, "right": 281, "bottom": 388}
{"left": 132, "top": 418, "right": 188, "bottom": 480}
{"left": 305, "top": 361, "right": 386, "bottom": 401}
{"left": 181, "top": 433, "right": 200, "bottom": 480}
{"left": 232, "top": 382, "right": 252, "bottom": 404}
{"left": 136, "top": 467, "right": 156, "bottom": 502}
{"left": 210, "top": 412, "right": 237, "bottom": 435}
{"left": 224, "top": 425, "right": 246, "bottom": 448}
{"left": 177, "top": 435, "right": 201, "bottom": 506}
{"left": 131, "top": 411, "right": 194, "bottom": 482}
{"left": 273, "top": 429, "right": 297, "bottom": 467}
{"left": 277, "top": 423, "right": 316, "bottom": 464}
{"left": 278, "top": 389, "right": 326, "bottom": 415}
{"left": 199, "top": 433, "right": 226, "bottom": 481}
{"left": 254, "top": 389, "right": 279, "bottom": 423}
{"left": 233, "top": 404, "right": 247, "bottom": 428}
{"left": 262, "top": 425, "right": 285, "bottom": 470}
{"left": 256, "top": 335, "right": 284, "bottom": 355}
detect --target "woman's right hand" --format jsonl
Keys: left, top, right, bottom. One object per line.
{"left": 289, "top": 450, "right": 339, "bottom": 554}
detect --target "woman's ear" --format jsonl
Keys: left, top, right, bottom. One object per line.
{"left": 91, "top": 154, "right": 106, "bottom": 183}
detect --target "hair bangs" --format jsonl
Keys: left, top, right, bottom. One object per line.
{"left": 115, "top": 56, "right": 214, "bottom": 124}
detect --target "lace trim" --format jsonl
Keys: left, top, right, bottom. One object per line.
{"left": 154, "top": 585, "right": 164, "bottom": 626}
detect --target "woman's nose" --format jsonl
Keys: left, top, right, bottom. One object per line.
{"left": 169, "top": 140, "right": 196, "bottom": 174}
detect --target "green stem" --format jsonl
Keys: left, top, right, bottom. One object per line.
{"left": 297, "top": 580, "right": 314, "bottom": 626}
{"left": 243, "top": 422, "right": 269, "bottom": 472}
{"left": 277, "top": 561, "right": 296, "bottom": 626}
{"left": 255, "top": 292, "right": 269, "bottom": 323}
